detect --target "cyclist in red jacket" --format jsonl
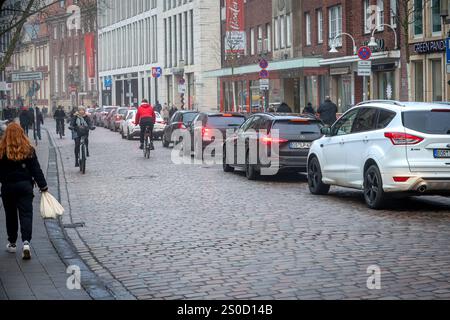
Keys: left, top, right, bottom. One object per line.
{"left": 134, "top": 99, "right": 156, "bottom": 150}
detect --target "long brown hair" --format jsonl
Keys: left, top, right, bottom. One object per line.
{"left": 0, "top": 122, "right": 34, "bottom": 161}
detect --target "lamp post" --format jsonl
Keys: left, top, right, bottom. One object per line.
{"left": 329, "top": 32, "right": 358, "bottom": 55}
{"left": 367, "top": 24, "right": 398, "bottom": 50}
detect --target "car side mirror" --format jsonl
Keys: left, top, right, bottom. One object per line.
{"left": 321, "top": 127, "right": 331, "bottom": 136}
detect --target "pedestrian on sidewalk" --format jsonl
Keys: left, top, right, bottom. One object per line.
{"left": 318, "top": 96, "right": 338, "bottom": 126}
{"left": 19, "top": 107, "right": 30, "bottom": 136}
{"left": 0, "top": 122, "right": 48, "bottom": 260}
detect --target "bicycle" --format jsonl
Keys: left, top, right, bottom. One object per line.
{"left": 56, "top": 120, "right": 64, "bottom": 139}
{"left": 143, "top": 126, "right": 154, "bottom": 159}
{"left": 79, "top": 135, "right": 88, "bottom": 174}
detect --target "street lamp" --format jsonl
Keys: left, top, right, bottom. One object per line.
{"left": 329, "top": 32, "right": 358, "bottom": 55}
{"left": 368, "top": 24, "right": 398, "bottom": 50}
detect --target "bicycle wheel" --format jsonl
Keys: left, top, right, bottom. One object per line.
{"left": 80, "top": 143, "right": 86, "bottom": 174}
{"left": 145, "top": 135, "right": 151, "bottom": 159}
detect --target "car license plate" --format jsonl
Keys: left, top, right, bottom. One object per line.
{"left": 289, "top": 142, "right": 311, "bottom": 149}
{"left": 434, "top": 149, "right": 450, "bottom": 158}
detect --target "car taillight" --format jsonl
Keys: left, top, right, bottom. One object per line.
{"left": 202, "top": 127, "right": 213, "bottom": 141}
{"left": 260, "top": 135, "right": 288, "bottom": 145}
{"left": 384, "top": 132, "right": 423, "bottom": 145}
{"left": 393, "top": 177, "right": 410, "bottom": 182}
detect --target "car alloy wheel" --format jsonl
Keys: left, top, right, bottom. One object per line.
{"left": 307, "top": 157, "right": 330, "bottom": 195}
{"left": 364, "top": 165, "right": 386, "bottom": 210}
{"left": 127, "top": 128, "right": 132, "bottom": 140}
{"left": 162, "top": 134, "right": 169, "bottom": 148}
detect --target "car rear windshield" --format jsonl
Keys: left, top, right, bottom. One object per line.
{"left": 118, "top": 109, "right": 128, "bottom": 115}
{"left": 207, "top": 116, "right": 246, "bottom": 127}
{"left": 272, "top": 121, "right": 321, "bottom": 134}
{"left": 181, "top": 113, "right": 198, "bottom": 123}
{"left": 402, "top": 110, "right": 450, "bottom": 135}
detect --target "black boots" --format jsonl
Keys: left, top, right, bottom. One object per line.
{"left": 75, "top": 159, "right": 79, "bottom": 167}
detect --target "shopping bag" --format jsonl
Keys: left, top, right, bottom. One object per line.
{"left": 40, "top": 191, "right": 65, "bottom": 219}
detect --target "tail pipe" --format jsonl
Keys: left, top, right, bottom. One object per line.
{"left": 417, "top": 184, "right": 428, "bottom": 193}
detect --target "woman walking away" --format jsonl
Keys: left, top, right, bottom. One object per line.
{"left": 0, "top": 123, "right": 48, "bottom": 260}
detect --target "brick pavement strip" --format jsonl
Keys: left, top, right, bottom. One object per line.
{"left": 44, "top": 120, "right": 450, "bottom": 300}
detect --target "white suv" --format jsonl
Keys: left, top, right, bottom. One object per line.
{"left": 307, "top": 101, "right": 450, "bottom": 209}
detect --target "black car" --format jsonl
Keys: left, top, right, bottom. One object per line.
{"left": 188, "top": 112, "right": 246, "bottom": 156}
{"left": 162, "top": 110, "right": 199, "bottom": 148}
{"left": 223, "top": 113, "right": 323, "bottom": 180}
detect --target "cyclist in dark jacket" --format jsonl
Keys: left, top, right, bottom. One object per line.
{"left": 0, "top": 122, "right": 48, "bottom": 260}
{"left": 70, "top": 107, "right": 93, "bottom": 167}
{"left": 53, "top": 106, "right": 66, "bottom": 136}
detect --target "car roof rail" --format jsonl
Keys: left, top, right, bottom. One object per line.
{"left": 356, "top": 100, "right": 404, "bottom": 107}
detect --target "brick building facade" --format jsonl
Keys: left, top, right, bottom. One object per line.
{"left": 46, "top": 0, "right": 98, "bottom": 113}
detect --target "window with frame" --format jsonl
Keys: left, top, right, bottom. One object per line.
{"left": 317, "top": 9, "right": 323, "bottom": 44}
{"left": 329, "top": 5, "right": 342, "bottom": 47}
{"left": 431, "top": 0, "right": 442, "bottom": 35}
{"left": 305, "top": 13, "right": 311, "bottom": 46}
{"left": 352, "top": 108, "right": 379, "bottom": 133}
{"left": 414, "top": 0, "right": 423, "bottom": 36}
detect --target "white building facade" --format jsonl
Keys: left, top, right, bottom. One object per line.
{"left": 98, "top": 0, "right": 221, "bottom": 111}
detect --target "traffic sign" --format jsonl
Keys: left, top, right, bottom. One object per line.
{"left": 358, "top": 60, "right": 372, "bottom": 77}
{"left": 259, "top": 59, "right": 269, "bottom": 69}
{"left": 358, "top": 46, "right": 372, "bottom": 61}
{"left": 260, "top": 79, "right": 269, "bottom": 91}
{"left": 446, "top": 38, "right": 450, "bottom": 66}
{"left": 259, "top": 70, "right": 269, "bottom": 79}
{"left": 152, "top": 67, "right": 162, "bottom": 78}
{"left": 12, "top": 71, "right": 43, "bottom": 82}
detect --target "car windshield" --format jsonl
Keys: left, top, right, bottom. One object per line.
{"left": 182, "top": 113, "right": 198, "bottom": 123}
{"left": 403, "top": 110, "right": 450, "bottom": 135}
{"left": 118, "top": 109, "right": 128, "bottom": 115}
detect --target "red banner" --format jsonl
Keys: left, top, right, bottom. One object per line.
{"left": 84, "top": 33, "right": 95, "bottom": 78}
{"left": 225, "top": 0, "right": 245, "bottom": 54}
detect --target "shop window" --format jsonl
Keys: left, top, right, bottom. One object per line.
{"left": 414, "top": 61, "right": 424, "bottom": 102}
{"left": 431, "top": 59, "right": 442, "bottom": 101}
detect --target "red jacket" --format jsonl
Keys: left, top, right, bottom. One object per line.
{"left": 135, "top": 103, "right": 156, "bottom": 124}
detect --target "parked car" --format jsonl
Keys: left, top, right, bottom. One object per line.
{"left": 104, "top": 107, "right": 118, "bottom": 129}
{"left": 223, "top": 113, "right": 323, "bottom": 179}
{"left": 188, "top": 112, "right": 246, "bottom": 155}
{"left": 122, "top": 109, "right": 139, "bottom": 140}
{"left": 162, "top": 110, "right": 199, "bottom": 147}
{"left": 120, "top": 108, "right": 137, "bottom": 138}
{"left": 98, "top": 106, "right": 118, "bottom": 127}
{"left": 0, "top": 120, "right": 8, "bottom": 137}
{"left": 153, "top": 112, "right": 167, "bottom": 140}
{"left": 109, "top": 107, "right": 129, "bottom": 132}
{"left": 307, "top": 101, "right": 450, "bottom": 210}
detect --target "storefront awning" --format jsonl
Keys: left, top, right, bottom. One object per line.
{"left": 319, "top": 50, "right": 401, "bottom": 66}
{"left": 204, "top": 57, "right": 322, "bottom": 78}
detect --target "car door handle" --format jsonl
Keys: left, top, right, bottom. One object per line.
{"left": 363, "top": 137, "right": 369, "bottom": 143}
{"left": 339, "top": 140, "right": 345, "bottom": 145}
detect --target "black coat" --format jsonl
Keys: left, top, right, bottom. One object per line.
{"left": 318, "top": 100, "right": 338, "bottom": 126}
{"left": 19, "top": 110, "right": 30, "bottom": 126}
{"left": 35, "top": 109, "right": 44, "bottom": 129}
{"left": 303, "top": 105, "right": 315, "bottom": 115}
{"left": 0, "top": 150, "right": 47, "bottom": 190}
{"left": 277, "top": 103, "right": 292, "bottom": 113}
{"left": 54, "top": 109, "right": 66, "bottom": 120}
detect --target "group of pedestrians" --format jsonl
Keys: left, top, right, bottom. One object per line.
{"left": 271, "top": 96, "right": 338, "bottom": 127}
{"left": 18, "top": 106, "right": 44, "bottom": 140}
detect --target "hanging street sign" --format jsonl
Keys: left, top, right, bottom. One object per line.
{"left": 12, "top": 71, "right": 43, "bottom": 82}
{"left": 152, "top": 67, "right": 162, "bottom": 78}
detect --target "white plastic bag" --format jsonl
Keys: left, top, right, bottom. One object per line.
{"left": 40, "top": 192, "right": 64, "bottom": 219}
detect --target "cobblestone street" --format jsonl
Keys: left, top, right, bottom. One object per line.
{"left": 49, "top": 121, "right": 450, "bottom": 300}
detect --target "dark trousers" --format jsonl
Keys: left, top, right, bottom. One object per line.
{"left": 1, "top": 181, "right": 34, "bottom": 243}
{"left": 56, "top": 119, "right": 65, "bottom": 135}
{"left": 140, "top": 119, "right": 154, "bottom": 145}
{"left": 74, "top": 135, "right": 89, "bottom": 160}
{"left": 21, "top": 123, "right": 29, "bottom": 135}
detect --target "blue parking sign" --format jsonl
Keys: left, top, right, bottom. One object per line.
{"left": 447, "top": 38, "right": 450, "bottom": 65}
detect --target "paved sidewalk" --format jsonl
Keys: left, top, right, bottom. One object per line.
{"left": 0, "top": 125, "right": 91, "bottom": 300}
